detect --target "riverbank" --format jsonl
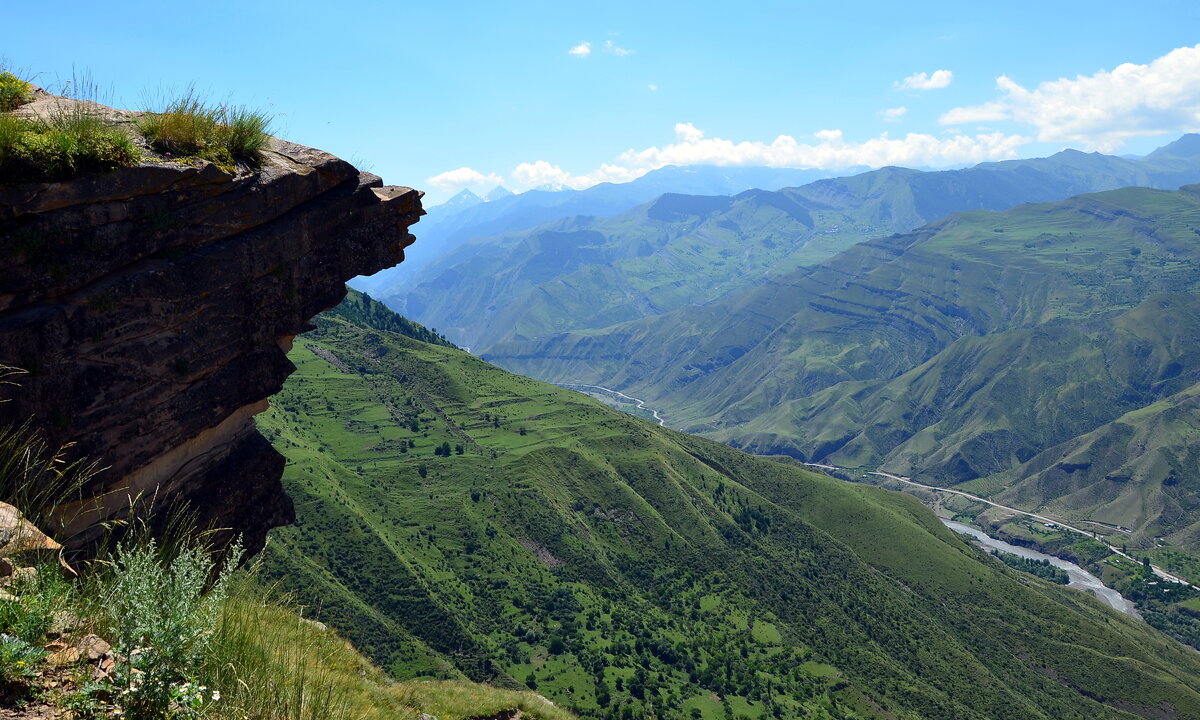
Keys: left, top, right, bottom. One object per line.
{"left": 557, "top": 382, "right": 666, "bottom": 426}
{"left": 944, "top": 519, "right": 1141, "bottom": 618}
{"left": 796, "top": 461, "right": 1200, "bottom": 650}
{"left": 802, "top": 463, "right": 1197, "bottom": 589}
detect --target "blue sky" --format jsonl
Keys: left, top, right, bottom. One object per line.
{"left": 6, "top": 1, "right": 1200, "bottom": 203}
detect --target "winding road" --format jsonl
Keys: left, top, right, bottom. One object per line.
{"left": 803, "top": 463, "right": 1197, "bottom": 589}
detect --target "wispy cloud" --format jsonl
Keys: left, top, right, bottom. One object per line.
{"left": 616, "top": 122, "right": 1025, "bottom": 173}
{"left": 880, "top": 106, "right": 908, "bottom": 121}
{"left": 604, "top": 40, "right": 635, "bottom": 56}
{"left": 568, "top": 42, "right": 591, "bottom": 58}
{"left": 427, "top": 166, "right": 504, "bottom": 190}
{"left": 648, "top": 83, "right": 659, "bottom": 91}
{"left": 940, "top": 44, "right": 1200, "bottom": 151}
{"left": 463, "top": 123, "right": 1030, "bottom": 194}
{"left": 511, "top": 160, "right": 642, "bottom": 190}
{"left": 896, "top": 70, "right": 954, "bottom": 91}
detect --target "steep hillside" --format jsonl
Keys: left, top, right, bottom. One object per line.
{"left": 993, "top": 378, "right": 1200, "bottom": 549}
{"left": 388, "top": 190, "right": 819, "bottom": 349}
{"left": 256, "top": 290, "right": 1200, "bottom": 720}
{"left": 394, "top": 138, "right": 1200, "bottom": 351}
{"left": 489, "top": 185, "right": 1200, "bottom": 555}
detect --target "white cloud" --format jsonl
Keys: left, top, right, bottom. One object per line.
{"left": 568, "top": 42, "right": 591, "bottom": 58}
{"left": 648, "top": 83, "right": 658, "bottom": 91}
{"left": 439, "top": 123, "right": 1031, "bottom": 196}
{"left": 510, "top": 160, "right": 642, "bottom": 191}
{"left": 880, "top": 106, "right": 908, "bottom": 121}
{"left": 604, "top": 40, "right": 635, "bottom": 56}
{"left": 939, "top": 44, "right": 1200, "bottom": 151}
{"left": 427, "top": 166, "right": 504, "bottom": 190}
{"left": 615, "top": 122, "right": 1026, "bottom": 171}
{"left": 896, "top": 70, "right": 954, "bottom": 91}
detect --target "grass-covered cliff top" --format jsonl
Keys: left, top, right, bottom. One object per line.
{"left": 0, "top": 69, "right": 272, "bottom": 185}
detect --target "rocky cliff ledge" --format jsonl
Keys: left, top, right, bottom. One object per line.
{"left": 0, "top": 96, "right": 422, "bottom": 555}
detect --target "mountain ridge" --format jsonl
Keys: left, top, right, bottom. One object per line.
{"left": 395, "top": 135, "right": 1200, "bottom": 352}
{"left": 486, "top": 184, "right": 1200, "bottom": 557}
{"left": 353, "top": 164, "right": 841, "bottom": 297}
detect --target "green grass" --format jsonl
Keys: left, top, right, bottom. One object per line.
{"left": 0, "top": 390, "right": 569, "bottom": 719}
{"left": 0, "top": 72, "right": 274, "bottom": 183}
{"left": 0, "top": 106, "right": 138, "bottom": 185}
{"left": 137, "top": 89, "right": 271, "bottom": 170}
{"left": 0, "top": 547, "right": 571, "bottom": 720}
{"left": 254, "top": 290, "right": 1200, "bottom": 720}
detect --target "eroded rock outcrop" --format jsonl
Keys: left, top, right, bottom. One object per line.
{"left": 0, "top": 97, "right": 422, "bottom": 554}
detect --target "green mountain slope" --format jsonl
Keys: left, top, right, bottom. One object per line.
{"left": 487, "top": 185, "right": 1200, "bottom": 556}
{"left": 256, "top": 290, "right": 1200, "bottom": 720}
{"left": 390, "top": 138, "right": 1200, "bottom": 352}
{"left": 993, "top": 378, "right": 1200, "bottom": 549}
{"left": 387, "top": 190, "right": 821, "bottom": 350}
{"left": 355, "top": 165, "right": 838, "bottom": 297}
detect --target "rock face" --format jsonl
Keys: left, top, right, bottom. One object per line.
{"left": 0, "top": 104, "right": 423, "bottom": 555}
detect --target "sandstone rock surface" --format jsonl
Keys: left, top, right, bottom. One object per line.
{"left": 0, "top": 99, "right": 423, "bottom": 554}
{"left": 0, "top": 501, "right": 61, "bottom": 556}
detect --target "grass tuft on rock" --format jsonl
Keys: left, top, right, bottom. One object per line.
{"left": 0, "top": 105, "right": 139, "bottom": 185}
{"left": 0, "top": 71, "right": 141, "bottom": 185}
{"left": 138, "top": 90, "right": 271, "bottom": 171}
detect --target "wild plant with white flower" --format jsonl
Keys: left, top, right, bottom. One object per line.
{"left": 103, "top": 536, "right": 241, "bottom": 720}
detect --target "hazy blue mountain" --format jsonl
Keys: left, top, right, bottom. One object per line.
{"left": 439, "top": 188, "right": 483, "bottom": 210}
{"left": 352, "top": 164, "right": 842, "bottom": 295}
{"left": 389, "top": 136, "right": 1200, "bottom": 352}
{"left": 485, "top": 184, "right": 1200, "bottom": 555}
{"left": 484, "top": 185, "right": 514, "bottom": 201}
{"left": 1147, "top": 133, "right": 1200, "bottom": 159}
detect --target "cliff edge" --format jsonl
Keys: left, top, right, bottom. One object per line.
{"left": 0, "top": 91, "right": 423, "bottom": 554}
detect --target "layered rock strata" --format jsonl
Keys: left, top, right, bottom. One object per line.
{"left": 0, "top": 103, "right": 422, "bottom": 554}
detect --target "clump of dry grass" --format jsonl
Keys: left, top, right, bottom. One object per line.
{"left": 138, "top": 89, "right": 271, "bottom": 171}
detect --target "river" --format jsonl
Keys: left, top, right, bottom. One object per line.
{"left": 942, "top": 519, "right": 1142, "bottom": 619}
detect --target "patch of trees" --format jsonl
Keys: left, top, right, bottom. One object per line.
{"left": 992, "top": 550, "right": 1069, "bottom": 584}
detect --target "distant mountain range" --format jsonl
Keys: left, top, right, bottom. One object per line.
{"left": 488, "top": 182, "right": 1200, "bottom": 553}
{"left": 438, "top": 185, "right": 518, "bottom": 212}
{"left": 352, "top": 164, "right": 843, "bottom": 296}
{"left": 384, "top": 135, "right": 1200, "bottom": 352}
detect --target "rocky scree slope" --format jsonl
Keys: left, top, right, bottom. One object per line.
{"left": 0, "top": 91, "right": 423, "bottom": 554}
